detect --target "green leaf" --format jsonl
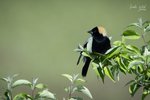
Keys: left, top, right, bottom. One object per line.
{"left": 71, "top": 97, "right": 83, "bottom": 100}
{"left": 143, "top": 20, "right": 150, "bottom": 26}
{"left": 13, "top": 93, "right": 32, "bottom": 100}
{"left": 143, "top": 47, "right": 150, "bottom": 57}
{"left": 115, "top": 57, "right": 126, "bottom": 74}
{"left": 105, "top": 46, "right": 121, "bottom": 59}
{"left": 64, "top": 87, "right": 71, "bottom": 93}
{"left": 142, "top": 88, "right": 150, "bottom": 100}
{"left": 129, "top": 83, "right": 140, "bottom": 96}
{"left": 75, "top": 44, "right": 84, "bottom": 52}
{"left": 125, "top": 80, "right": 134, "bottom": 86}
{"left": 78, "top": 44, "right": 84, "bottom": 50}
{"left": 104, "top": 67, "right": 115, "bottom": 82}
{"left": 128, "top": 60, "right": 144, "bottom": 70}
{"left": 72, "top": 74, "right": 79, "bottom": 82}
{"left": 127, "top": 23, "right": 141, "bottom": 28}
{"left": 138, "top": 18, "right": 143, "bottom": 28}
{"left": 126, "top": 45, "right": 140, "bottom": 54}
{"left": 147, "top": 69, "right": 150, "bottom": 77}
{"left": 62, "top": 74, "right": 73, "bottom": 82}
{"left": 122, "top": 30, "right": 140, "bottom": 40}
{"left": 1, "top": 74, "right": 18, "bottom": 83}
{"left": 4, "top": 91, "right": 11, "bottom": 100}
{"left": 144, "top": 24, "right": 150, "bottom": 32}
{"left": 97, "top": 67, "right": 105, "bottom": 83}
{"left": 92, "top": 62, "right": 105, "bottom": 83}
{"left": 12, "top": 79, "right": 31, "bottom": 88}
{"left": 39, "top": 89, "right": 56, "bottom": 100}
{"left": 113, "top": 41, "right": 122, "bottom": 46}
{"left": 1, "top": 78, "right": 9, "bottom": 82}
{"left": 82, "top": 51, "right": 91, "bottom": 58}
{"left": 69, "top": 98, "right": 77, "bottom": 100}
{"left": 80, "top": 86, "right": 93, "bottom": 99}
{"left": 75, "top": 78, "right": 86, "bottom": 84}
{"left": 35, "top": 83, "right": 46, "bottom": 89}
{"left": 32, "top": 78, "right": 38, "bottom": 85}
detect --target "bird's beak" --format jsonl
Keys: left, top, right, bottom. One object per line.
{"left": 87, "top": 30, "right": 92, "bottom": 34}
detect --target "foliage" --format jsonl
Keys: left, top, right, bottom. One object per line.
{"left": 0, "top": 18, "right": 150, "bottom": 100}
{"left": 0, "top": 74, "right": 56, "bottom": 100}
{"left": 76, "top": 18, "right": 150, "bottom": 100}
{"left": 0, "top": 74, "right": 92, "bottom": 100}
{"left": 62, "top": 74, "right": 92, "bottom": 100}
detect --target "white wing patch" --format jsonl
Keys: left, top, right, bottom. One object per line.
{"left": 86, "top": 37, "right": 93, "bottom": 53}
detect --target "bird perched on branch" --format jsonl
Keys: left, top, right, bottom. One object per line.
{"left": 77, "top": 26, "right": 111, "bottom": 77}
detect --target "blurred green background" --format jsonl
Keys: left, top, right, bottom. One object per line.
{"left": 0, "top": 0, "right": 150, "bottom": 100}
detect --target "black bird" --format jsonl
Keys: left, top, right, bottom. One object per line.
{"left": 77, "top": 26, "right": 111, "bottom": 77}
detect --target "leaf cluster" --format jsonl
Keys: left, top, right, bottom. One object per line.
{"left": 62, "top": 74, "right": 92, "bottom": 100}
{"left": 1, "top": 74, "right": 56, "bottom": 100}
{"left": 0, "top": 74, "right": 92, "bottom": 100}
{"left": 77, "top": 18, "right": 150, "bottom": 100}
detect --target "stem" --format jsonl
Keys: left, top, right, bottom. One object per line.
{"left": 68, "top": 85, "right": 73, "bottom": 99}
{"left": 9, "top": 90, "right": 13, "bottom": 100}
{"left": 141, "top": 34, "right": 146, "bottom": 45}
{"left": 31, "top": 89, "right": 35, "bottom": 99}
{"left": 10, "top": 92, "right": 13, "bottom": 100}
{"left": 68, "top": 81, "right": 74, "bottom": 99}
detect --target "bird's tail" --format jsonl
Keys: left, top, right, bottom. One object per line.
{"left": 77, "top": 53, "right": 82, "bottom": 65}
{"left": 82, "top": 57, "right": 91, "bottom": 77}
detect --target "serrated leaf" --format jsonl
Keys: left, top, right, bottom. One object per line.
{"left": 35, "top": 83, "right": 46, "bottom": 89}
{"left": 12, "top": 79, "right": 31, "bottom": 88}
{"left": 104, "top": 67, "right": 115, "bottom": 82}
{"left": 39, "top": 89, "right": 56, "bottom": 100}
{"left": 123, "top": 30, "right": 140, "bottom": 40}
{"left": 62, "top": 74, "right": 73, "bottom": 82}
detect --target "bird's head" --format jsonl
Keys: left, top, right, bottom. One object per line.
{"left": 88, "top": 26, "right": 107, "bottom": 37}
